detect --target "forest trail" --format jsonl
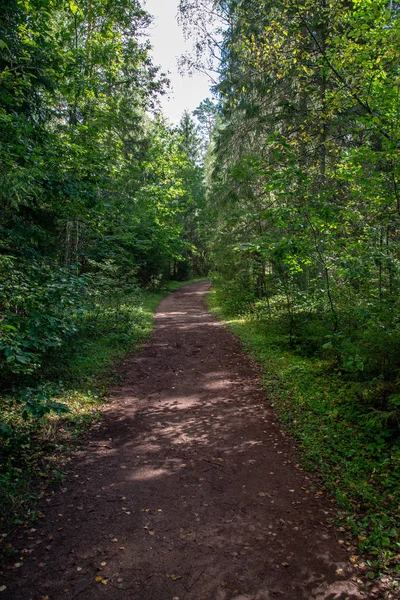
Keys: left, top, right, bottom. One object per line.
{"left": 3, "top": 282, "right": 365, "bottom": 600}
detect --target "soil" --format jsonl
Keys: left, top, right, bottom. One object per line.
{"left": 1, "top": 281, "right": 368, "bottom": 600}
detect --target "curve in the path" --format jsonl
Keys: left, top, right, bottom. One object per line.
{"left": 2, "top": 281, "right": 365, "bottom": 600}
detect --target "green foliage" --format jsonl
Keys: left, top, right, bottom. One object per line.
{"left": 182, "top": 0, "right": 400, "bottom": 418}
{"left": 0, "top": 0, "right": 208, "bottom": 535}
{"left": 209, "top": 284, "right": 400, "bottom": 572}
{"left": 180, "top": 1, "right": 400, "bottom": 575}
{"left": 0, "top": 257, "right": 86, "bottom": 377}
{"left": 0, "top": 0, "right": 207, "bottom": 403}
{"left": 0, "top": 280, "right": 197, "bottom": 532}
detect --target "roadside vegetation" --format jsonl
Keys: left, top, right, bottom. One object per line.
{"left": 0, "top": 0, "right": 208, "bottom": 544}
{"left": 0, "top": 280, "right": 198, "bottom": 541}
{"left": 177, "top": 0, "right": 400, "bottom": 577}
{"left": 208, "top": 282, "right": 400, "bottom": 577}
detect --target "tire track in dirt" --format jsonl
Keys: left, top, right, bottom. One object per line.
{"left": 2, "top": 281, "right": 366, "bottom": 599}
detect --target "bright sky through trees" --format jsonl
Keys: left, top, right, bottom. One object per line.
{"left": 145, "top": 0, "right": 211, "bottom": 123}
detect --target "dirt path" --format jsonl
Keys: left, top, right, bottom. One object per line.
{"left": 2, "top": 281, "right": 366, "bottom": 600}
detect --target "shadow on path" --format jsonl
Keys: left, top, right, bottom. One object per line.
{"left": 2, "top": 282, "right": 365, "bottom": 600}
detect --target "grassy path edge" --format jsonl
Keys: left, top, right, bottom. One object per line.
{"left": 0, "top": 279, "right": 203, "bottom": 544}
{"left": 207, "top": 286, "right": 400, "bottom": 583}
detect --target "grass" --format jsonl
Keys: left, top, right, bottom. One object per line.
{"left": 0, "top": 278, "right": 201, "bottom": 550}
{"left": 207, "top": 285, "right": 400, "bottom": 581}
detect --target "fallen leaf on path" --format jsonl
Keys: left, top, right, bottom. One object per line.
{"left": 168, "top": 574, "right": 182, "bottom": 581}
{"left": 350, "top": 555, "right": 358, "bottom": 563}
{"left": 112, "top": 538, "right": 118, "bottom": 542}
{"left": 95, "top": 576, "right": 103, "bottom": 582}
{"left": 0, "top": 586, "right": 6, "bottom": 592}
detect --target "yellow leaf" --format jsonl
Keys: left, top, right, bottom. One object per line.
{"left": 95, "top": 576, "right": 103, "bottom": 582}
{"left": 350, "top": 555, "right": 358, "bottom": 563}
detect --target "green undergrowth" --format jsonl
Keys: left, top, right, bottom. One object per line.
{"left": 208, "top": 286, "right": 400, "bottom": 578}
{"left": 0, "top": 279, "right": 200, "bottom": 545}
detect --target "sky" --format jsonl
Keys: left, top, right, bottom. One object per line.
{"left": 144, "top": 0, "right": 212, "bottom": 124}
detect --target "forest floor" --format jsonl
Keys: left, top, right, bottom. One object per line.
{"left": 0, "top": 281, "right": 375, "bottom": 599}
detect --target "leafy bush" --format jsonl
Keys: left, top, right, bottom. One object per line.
{"left": 0, "top": 256, "right": 87, "bottom": 378}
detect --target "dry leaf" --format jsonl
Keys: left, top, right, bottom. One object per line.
{"left": 350, "top": 555, "right": 358, "bottom": 563}
{"left": 0, "top": 588, "right": 6, "bottom": 593}
{"left": 95, "top": 576, "right": 103, "bottom": 582}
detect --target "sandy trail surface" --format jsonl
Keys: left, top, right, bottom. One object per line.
{"left": 2, "top": 281, "right": 365, "bottom": 599}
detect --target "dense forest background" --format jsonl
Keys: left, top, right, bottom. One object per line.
{"left": 179, "top": 0, "right": 400, "bottom": 566}
{"left": 178, "top": 0, "right": 400, "bottom": 417}
{"left": 0, "top": 0, "right": 208, "bottom": 394}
